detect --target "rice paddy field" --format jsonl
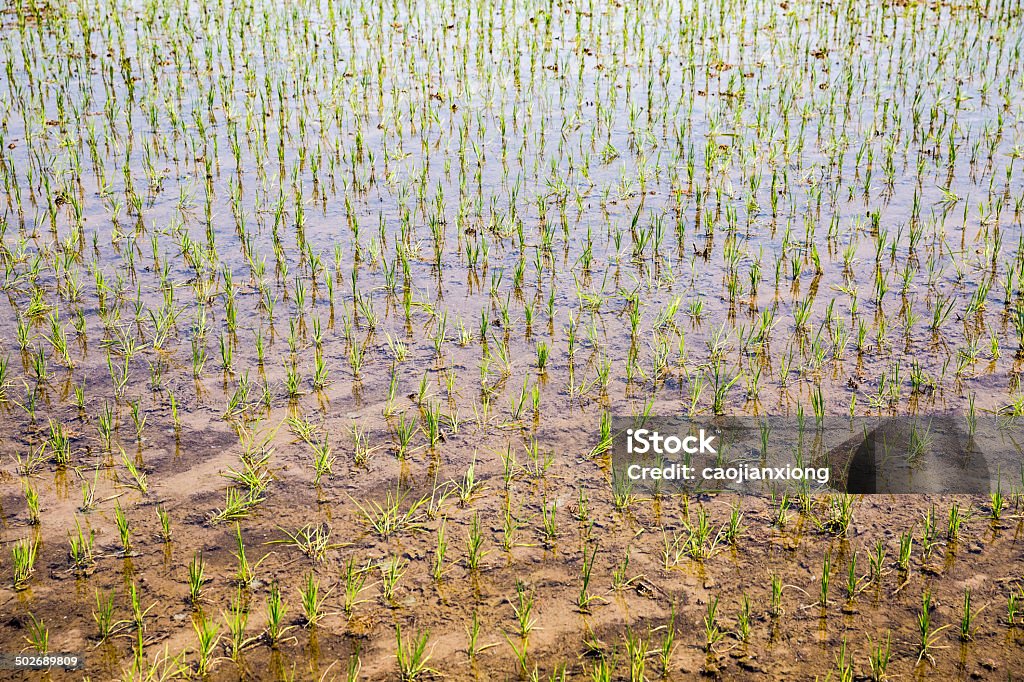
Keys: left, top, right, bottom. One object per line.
{"left": 1, "top": 0, "right": 1024, "bottom": 678}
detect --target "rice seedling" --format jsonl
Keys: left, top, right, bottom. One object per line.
{"left": 114, "top": 501, "right": 133, "bottom": 555}
{"left": 268, "top": 523, "right": 344, "bottom": 563}
{"left": 192, "top": 614, "right": 222, "bottom": 676}
{"left": 310, "top": 435, "right": 335, "bottom": 485}
{"left": 210, "top": 487, "right": 264, "bottom": 525}
{"left": 24, "top": 613, "right": 48, "bottom": 654}
{"left": 1008, "top": 589, "right": 1022, "bottom": 627}
{"left": 898, "top": 530, "right": 915, "bottom": 572}
{"left": 576, "top": 543, "right": 602, "bottom": 613}
{"left": 511, "top": 581, "right": 537, "bottom": 638}
{"left": 23, "top": 481, "right": 40, "bottom": 525}
{"left": 342, "top": 557, "right": 370, "bottom": 615}
{"left": 379, "top": 556, "right": 407, "bottom": 604}
{"left": 187, "top": 552, "right": 206, "bottom": 606}
{"left": 157, "top": 507, "right": 172, "bottom": 543}
{"left": 395, "top": 624, "right": 437, "bottom": 681}
{"left": 264, "top": 581, "right": 293, "bottom": 647}
{"left": 465, "top": 610, "right": 497, "bottom": 661}
{"left": 916, "top": 589, "right": 950, "bottom": 665}
{"left": 703, "top": 597, "right": 724, "bottom": 652}
{"left": 466, "top": 512, "right": 488, "bottom": 571}
{"left": 300, "top": 571, "right": 331, "bottom": 627}
{"left": 352, "top": 489, "right": 428, "bottom": 540}
{"left": 93, "top": 589, "right": 120, "bottom": 642}
{"left": 119, "top": 447, "right": 149, "bottom": 494}
{"left": 68, "top": 517, "right": 96, "bottom": 572}
{"left": 819, "top": 552, "right": 833, "bottom": 608}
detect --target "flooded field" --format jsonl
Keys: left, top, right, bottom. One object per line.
{"left": 1, "top": 0, "right": 1024, "bottom": 678}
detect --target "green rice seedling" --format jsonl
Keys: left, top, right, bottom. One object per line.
{"left": 465, "top": 610, "right": 497, "bottom": 660}
{"left": 946, "top": 502, "right": 966, "bottom": 542}
{"left": 736, "top": 595, "right": 751, "bottom": 644}
{"left": 576, "top": 543, "right": 602, "bottom": 613}
{"left": 541, "top": 500, "right": 558, "bottom": 547}
{"left": 210, "top": 487, "right": 264, "bottom": 524}
{"left": 959, "top": 588, "right": 983, "bottom": 641}
{"left": 683, "top": 506, "right": 723, "bottom": 560}
{"left": 187, "top": 552, "right": 206, "bottom": 606}
{"left": 819, "top": 551, "right": 832, "bottom": 607}
{"left": 845, "top": 551, "right": 862, "bottom": 602}
{"left": 300, "top": 571, "right": 330, "bottom": 627}
{"left": 15, "top": 440, "right": 47, "bottom": 473}
{"left": 709, "top": 362, "right": 739, "bottom": 414}
{"left": 97, "top": 401, "right": 116, "bottom": 452}
{"left": 120, "top": 447, "right": 149, "bottom": 494}
{"left": 612, "top": 472, "right": 637, "bottom": 513}
{"left": 220, "top": 334, "right": 233, "bottom": 371}
{"left": 624, "top": 628, "right": 648, "bottom": 681}
{"left": 833, "top": 637, "right": 853, "bottom": 682}
{"left": 916, "top": 589, "right": 950, "bottom": 665}
{"left": 157, "top": 507, "right": 172, "bottom": 542}
{"left": 393, "top": 412, "right": 418, "bottom": 459}
{"left": 264, "top": 581, "right": 292, "bottom": 647}
{"left": 898, "top": 530, "right": 914, "bottom": 572}
{"left": 612, "top": 548, "right": 641, "bottom": 591}
{"left": 351, "top": 423, "right": 377, "bottom": 466}
{"left": 232, "top": 524, "right": 267, "bottom": 588}
{"left": 129, "top": 399, "right": 146, "bottom": 441}
{"left": 770, "top": 574, "right": 785, "bottom": 617}
{"left": 772, "top": 492, "right": 792, "bottom": 528}
{"left": 869, "top": 539, "right": 887, "bottom": 582}
{"left": 47, "top": 418, "right": 71, "bottom": 466}
{"left": 352, "top": 489, "right": 428, "bottom": 540}
{"left": 311, "top": 435, "right": 335, "bottom": 484}
{"left": 115, "top": 501, "right": 133, "bottom": 555}
{"left": 268, "top": 523, "right": 344, "bottom": 563}
{"left": 817, "top": 494, "right": 854, "bottom": 535}
{"left": 379, "top": 556, "right": 407, "bottom": 603}
{"left": 589, "top": 657, "right": 613, "bottom": 682}
{"left": 395, "top": 623, "right": 436, "bottom": 681}
{"left": 703, "top": 597, "right": 724, "bottom": 651}
{"left": 222, "top": 589, "right": 251, "bottom": 662}
{"left": 868, "top": 631, "right": 892, "bottom": 681}
{"left": 128, "top": 581, "right": 156, "bottom": 634}
{"left": 455, "top": 459, "right": 483, "bottom": 507}
{"left": 724, "top": 503, "right": 743, "bottom": 544}
{"left": 589, "top": 411, "right": 613, "bottom": 458}
{"left": 422, "top": 401, "right": 442, "bottom": 446}
{"left": 466, "top": 512, "right": 488, "bottom": 571}
{"left": 342, "top": 557, "right": 370, "bottom": 615}
{"left": 312, "top": 351, "right": 330, "bottom": 389}
{"left": 68, "top": 517, "right": 96, "bottom": 571}
{"left": 23, "top": 481, "right": 40, "bottom": 525}
{"left": 284, "top": 360, "right": 303, "bottom": 398}
{"left": 535, "top": 341, "right": 549, "bottom": 372}
{"left": 1008, "top": 589, "right": 1021, "bottom": 626}
{"left": 25, "top": 613, "right": 48, "bottom": 654}
{"left": 93, "top": 588, "right": 119, "bottom": 642}
{"left": 193, "top": 614, "right": 222, "bottom": 676}
{"left": 990, "top": 479, "right": 1006, "bottom": 520}
{"left": 512, "top": 581, "right": 537, "bottom": 638}
{"left": 169, "top": 393, "right": 182, "bottom": 431}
